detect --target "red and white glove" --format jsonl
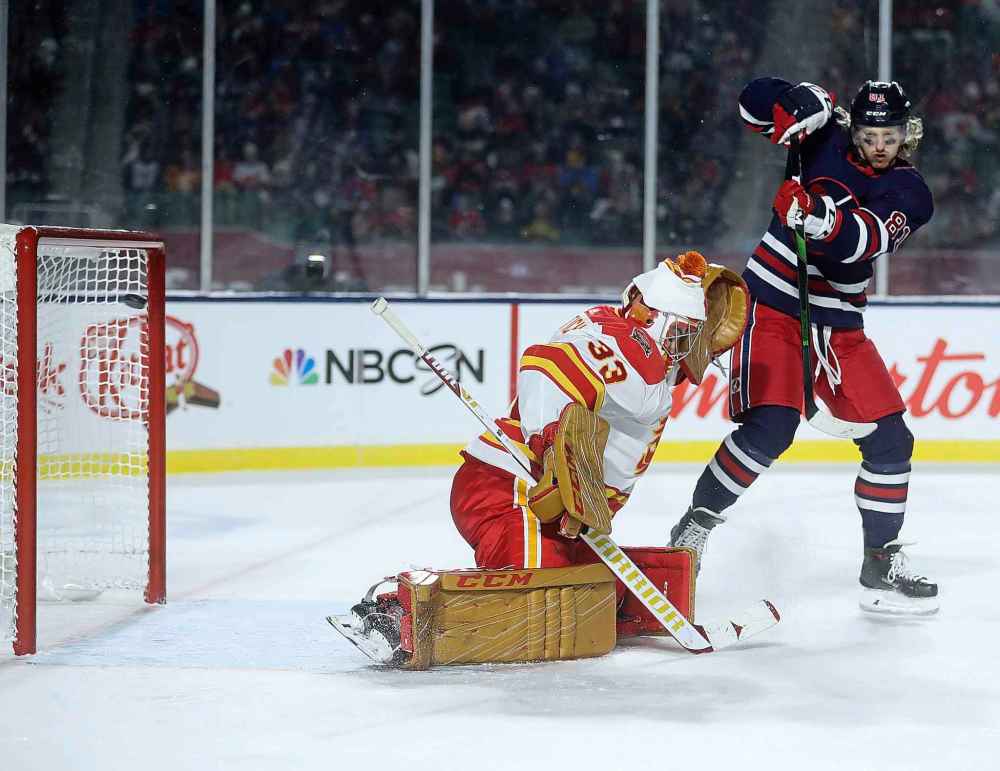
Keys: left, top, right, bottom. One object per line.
{"left": 771, "top": 83, "right": 834, "bottom": 146}
{"left": 773, "top": 180, "right": 837, "bottom": 239}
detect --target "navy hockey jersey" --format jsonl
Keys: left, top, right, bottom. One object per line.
{"left": 738, "top": 77, "right": 934, "bottom": 328}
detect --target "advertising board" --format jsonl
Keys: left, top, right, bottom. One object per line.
{"left": 162, "top": 299, "right": 999, "bottom": 471}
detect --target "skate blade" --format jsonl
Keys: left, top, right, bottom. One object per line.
{"left": 326, "top": 614, "right": 396, "bottom": 664}
{"left": 859, "top": 589, "right": 940, "bottom": 617}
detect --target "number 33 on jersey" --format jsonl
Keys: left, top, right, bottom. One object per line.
{"left": 464, "top": 305, "right": 677, "bottom": 509}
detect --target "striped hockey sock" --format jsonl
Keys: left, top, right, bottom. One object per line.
{"left": 855, "top": 460, "right": 909, "bottom": 548}
{"left": 692, "top": 432, "right": 775, "bottom": 514}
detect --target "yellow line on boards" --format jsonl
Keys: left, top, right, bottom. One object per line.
{"left": 166, "top": 445, "right": 466, "bottom": 473}
{"left": 166, "top": 440, "right": 1000, "bottom": 473}
{"left": 653, "top": 440, "right": 1000, "bottom": 464}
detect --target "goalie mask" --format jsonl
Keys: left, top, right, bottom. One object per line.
{"left": 622, "top": 252, "right": 707, "bottom": 366}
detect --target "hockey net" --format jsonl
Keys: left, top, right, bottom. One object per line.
{"left": 0, "top": 225, "right": 166, "bottom": 655}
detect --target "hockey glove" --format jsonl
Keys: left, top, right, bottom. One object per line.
{"left": 771, "top": 82, "right": 834, "bottom": 146}
{"left": 525, "top": 404, "right": 614, "bottom": 537}
{"left": 773, "top": 180, "right": 837, "bottom": 239}
{"left": 680, "top": 265, "right": 749, "bottom": 385}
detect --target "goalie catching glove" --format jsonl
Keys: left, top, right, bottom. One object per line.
{"left": 526, "top": 403, "right": 614, "bottom": 538}
{"left": 679, "top": 263, "right": 749, "bottom": 385}
{"left": 622, "top": 252, "right": 749, "bottom": 385}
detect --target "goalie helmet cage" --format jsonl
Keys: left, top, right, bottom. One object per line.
{"left": 0, "top": 225, "right": 166, "bottom": 656}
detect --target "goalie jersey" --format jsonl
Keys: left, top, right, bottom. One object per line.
{"left": 463, "top": 305, "right": 676, "bottom": 512}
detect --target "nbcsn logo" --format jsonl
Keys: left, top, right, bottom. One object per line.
{"left": 270, "top": 348, "right": 319, "bottom": 386}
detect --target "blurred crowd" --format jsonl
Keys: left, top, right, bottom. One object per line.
{"left": 7, "top": 0, "right": 1000, "bottom": 265}
{"left": 818, "top": 0, "right": 1000, "bottom": 250}
{"left": 9, "top": 0, "right": 763, "bottom": 252}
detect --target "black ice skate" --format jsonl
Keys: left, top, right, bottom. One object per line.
{"left": 327, "top": 580, "right": 408, "bottom": 665}
{"left": 859, "top": 540, "right": 939, "bottom": 616}
{"left": 669, "top": 506, "right": 726, "bottom": 573}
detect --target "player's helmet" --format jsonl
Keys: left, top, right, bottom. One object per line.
{"left": 622, "top": 253, "right": 707, "bottom": 365}
{"left": 850, "top": 80, "right": 911, "bottom": 127}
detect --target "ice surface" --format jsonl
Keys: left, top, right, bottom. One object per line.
{"left": 1, "top": 465, "right": 998, "bottom": 771}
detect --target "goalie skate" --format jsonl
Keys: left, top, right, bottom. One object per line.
{"left": 327, "top": 614, "right": 399, "bottom": 664}
{"left": 327, "top": 580, "right": 406, "bottom": 665}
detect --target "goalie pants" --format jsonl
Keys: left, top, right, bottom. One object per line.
{"left": 450, "top": 454, "right": 698, "bottom": 630}
{"left": 695, "top": 299, "right": 912, "bottom": 547}
{"left": 451, "top": 453, "right": 602, "bottom": 570}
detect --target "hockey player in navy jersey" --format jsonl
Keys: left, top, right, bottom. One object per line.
{"left": 668, "top": 78, "right": 939, "bottom": 615}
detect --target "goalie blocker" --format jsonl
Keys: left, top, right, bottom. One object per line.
{"left": 330, "top": 547, "right": 695, "bottom": 669}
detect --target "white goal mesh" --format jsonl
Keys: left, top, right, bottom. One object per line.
{"left": 0, "top": 225, "right": 157, "bottom": 644}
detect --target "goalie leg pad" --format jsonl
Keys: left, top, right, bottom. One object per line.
{"left": 396, "top": 564, "right": 618, "bottom": 669}
{"left": 614, "top": 547, "right": 697, "bottom": 638}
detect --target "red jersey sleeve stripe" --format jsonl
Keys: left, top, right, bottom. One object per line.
{"left": 520, "top": 343, "right": 606, "bottom": 411}
{"left": 856, "top": 209, "right": 884, "bottom": 260}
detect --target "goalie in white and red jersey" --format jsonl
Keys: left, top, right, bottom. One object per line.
{"left": 452, "top": 251, "right": 748, "bottom": 571}
{"left": 333, "top": 252, "right": 749, "bottom": 668}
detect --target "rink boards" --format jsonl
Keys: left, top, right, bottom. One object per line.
{"left": 161, "top": 297, "right": 1000, "bottom": 471}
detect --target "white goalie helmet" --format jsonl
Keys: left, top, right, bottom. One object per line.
{"left": 623, "top": 256, "right": 707, "bottom": 364}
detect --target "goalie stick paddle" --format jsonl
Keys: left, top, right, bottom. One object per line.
{"left": 371, "top": 297, "right": 780, "bottom": 654}
{"left": 787, "top": 141, "right": 877, "bottom": 440}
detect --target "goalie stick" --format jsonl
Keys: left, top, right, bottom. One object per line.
{"left": 788, "top": 140, "right": 877, "bottom": 440}
{"left": 371, "top": 297, "right": 780, "bottom": 654}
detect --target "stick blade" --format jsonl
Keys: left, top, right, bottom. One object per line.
{"left": 806, "top": 407, "right": 877, "bottom": 439}
{"left": 698, "top": 599, "right": 781, "bottom": 651}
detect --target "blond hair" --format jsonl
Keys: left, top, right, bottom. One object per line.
{"left": 834, "top": 105, "right": 923, "bottom": 158}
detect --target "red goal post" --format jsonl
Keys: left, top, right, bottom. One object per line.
{"left": 1, "top": 225, "right": 166, "bottom": 655}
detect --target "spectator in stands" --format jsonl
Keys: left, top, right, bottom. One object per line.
{"left": 123, "top": 140, "right": 160, "bottom": 194}
{"left": 448, "top": 193, "right": 487, "bottom": 239}
{"left": 488, "top": 195, "right": 521, "bottom": 241}
{"left": 164, "top": 147, "right": 200, "bottom": 194}
{"left": 522, "top": 198, "right": 560, "bottom": 243}
{"left": 232, "top": 142, "right": 271, "bottom": 192}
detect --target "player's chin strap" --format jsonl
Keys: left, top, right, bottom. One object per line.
{"left": 812, "top": 324, "right": 842, "bottom": 393}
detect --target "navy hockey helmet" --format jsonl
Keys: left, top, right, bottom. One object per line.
{"left": 850, "top": 80, "right": 911, "bottom": 127}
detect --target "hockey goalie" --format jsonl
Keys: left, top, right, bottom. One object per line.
{"left": 332, "top": 252, "right": 749, "bottom": 668}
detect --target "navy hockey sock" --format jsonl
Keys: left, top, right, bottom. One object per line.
{"left": 691, "top": 406, "right": 797, "bottom": 514}
{"left": 692, "top": 432, "right": 775, "bottom": 513}
{"left": 854, "top": 413, "right": 913, "bottom": 548}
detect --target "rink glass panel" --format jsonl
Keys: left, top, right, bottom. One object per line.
{"left": 889, "top": 2, "right": 1000, "bottom": 294}
{"left": 208, "top": 3, "right": 421, "bottom": 293}
{"left": 4, "top": 1, "right": 998, "bottom": 296}
{"left": 426, "top": 1, "right": 648, "bottom": 293}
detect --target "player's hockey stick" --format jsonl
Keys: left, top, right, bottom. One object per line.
{"left": 787, "top": 141, "right": 877, "bottom": 440}
{"left": 371, "top": 296, "right": 780, "bottom": 654}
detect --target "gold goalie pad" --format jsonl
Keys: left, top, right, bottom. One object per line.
{"left": 525, "top": 404, "right": 614, "bottom": 536}
{"left": 682, "top": 264, "right": 750, "bottom": 385}
{"left": 396, "top": 564, "right": 617, "bottom": 669}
